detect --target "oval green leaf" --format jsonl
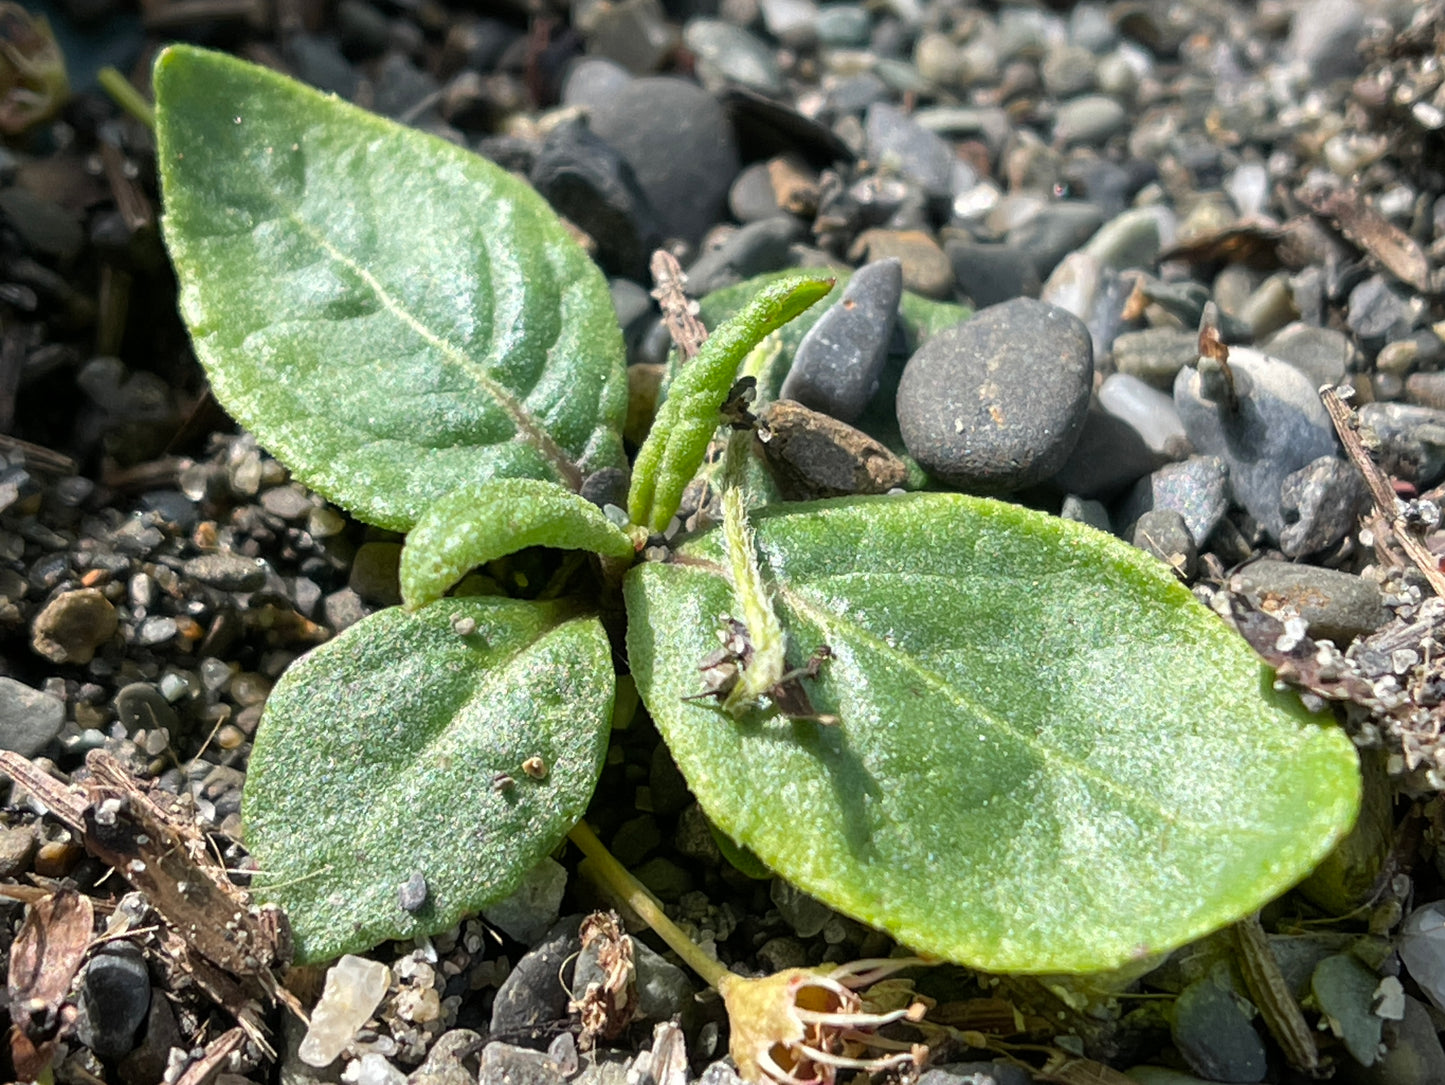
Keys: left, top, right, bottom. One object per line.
{"left": 627, "top": 273, "right": 832, "bottom": 534}
{"left": 243, "top": 597, "right": 613, "bottom": 963}
{"left": 154, "top": 46, "right": 627, "bottom": 531}
{"left": 625, "top": 494, "right": 1360, "bottom": 973}
{"left": 401, "top": 479, "right": 637, "bottom": 609}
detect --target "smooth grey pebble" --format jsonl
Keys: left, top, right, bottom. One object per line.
{"left": 684, "top": 216, "right": 802, "bottom": 296}
{"left": 1112, "top": 326, "right": 1202, "bottom": 389}
{"left": 0, "top": 677, "right": 63, "bottom": 757}
{"left": 530, "top": 119, "right": 662, "bottom": 280}
{"left": 1131, "top": 509, "right": 1197, "bottom": 579}
{"left": 114, "top": 682, "right": 179, "bottom": 735}
{"left": 898, "top": 297, "right": 1093, "bottom": 492}
{"left": 1007, "top": 201, "right": 1105, "bottom": 278}
{"left": 864, "top": 102, "right": 957, "bottom": 201}
{"left": 944, "top": 240, "right": 1041, "bottom": 307}
{"left": 728, "top": 162, "right": 782, "bottom": 223}
{"left": 589, "top": 77, "right": 739, "bottom": 246}
{"left": 1053, "top": 94, "right": 1129, "bottom": 146}
{"left": 183, "top": 552, "right": 267, "bottom": 592}
{"left": 490, "top": 916, "right": 581, "bottom": 1048}
{"left": 1171, "top": 974, "right": 1266, "bottom": 1083}
{"left": 1261, "top": 321, "right": 1356, "bottom": 388}
{"left": 480, "top": 1042, "right": 567, "bottom": 1085}
{"left": 1060, "top": 495, "right": 1112, "bottom": 533}
{"left": 683, "top": 19, "right": 785, "bottom": 96}
{"left": 77, "top": 948, "right": 151, "bottom": 1059}
{"left": 1230, "top": 561, "right": 1389, "bottom": 645}
{"left": 560, "top": 57, "right": 631, "bottom": 111}
{"left": 781, "top": 258, "right": 902, "bottom": 423}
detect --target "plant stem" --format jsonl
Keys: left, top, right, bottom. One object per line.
{"left": 98, "top": 67, "right": 156, "bottom": 130}
{"left": 568, "top": 819, "right": 732, "bottom": 990}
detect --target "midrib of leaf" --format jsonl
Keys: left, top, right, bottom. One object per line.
{"left": 281, "top": 206, "right": 585, "bottom": 491}
{"left": 776, "top": 580, "right": 1271, "bottom": 837}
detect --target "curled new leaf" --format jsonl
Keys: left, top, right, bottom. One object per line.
{"left": 154, "top": 46, "right": 627, "bottom": 530}
{"left": 625, "top": 493, "right": 1361, "bottom": 973}
{"left": 401, "top": 478, "right": 637, "bottom": 609}
{"left": 627, "top": 274, "right": 832, "bottom": 534}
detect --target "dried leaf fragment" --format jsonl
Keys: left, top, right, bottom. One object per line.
{"left": 0, "top": 4, "right": 68, "bottom": 136}
{"left": 1297, "top": 180, "right": 1431, "bottom": 293}
{"left": 570, "top": 911, "right": 638, "bottom": 1049}
{"left": 7, "top": 889, "right": 92, "bottom": 1081}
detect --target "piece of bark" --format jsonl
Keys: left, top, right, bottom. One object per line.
{"left": 7, "top": 889, "right": 92, "bottom": 1080}
{"left": 755, "top": 400, "right": 907, "bottom": 500}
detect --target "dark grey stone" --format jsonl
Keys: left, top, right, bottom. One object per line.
{"left": 683, "top": 19, "right": 785, "bottom": 96}
{"left": 898, "top": 298, "right": 1093, "bottom": 492}
{"left": 1131, "top": 509, "right": 1197, "bottom": 579}
{"left": 490, "top": 917, "right": 581, "bottom": 1048}
{"left": 114, "top": 682, "right": 179, "bottom": 735}
{"left": 1007, "top": 201, "right": 1105, "bottom": 278}
{"left": 348, "top": 541, "right": 403, "bottom": 606}
{"left": 323, "top": 587, "right": 369, "bottom": 634}
{"left": 1279, "top": 456, "right": 1367, "bottom": 559}
{"left": 1171, "top": 974, "right": 1267, "bottom": 1084}
{"left": 580, "top": 467, "right": 629, "bottom": 512}
{"left": 282, "top": 34, "right": 359, "bottom": 99}
{"left": 1283, "top": 0, "right": 1368, "bottom": 81}
{"left": 1348, "top": 275, "right": 1425, "bottom": 342}
{"left": 1112, "top": 326, "right": 1202, "bottom": 389}
{"left": 77, "top": 948, "right": 151, "bottom": 1058}
{"left": 589, "top": 78, "right": 739, "bottom": 246}
{"left": 1261, "top": 321, "right": 1356, "bottom": 388}
{"left": 781, "top": 258, "right": 902, "bottom": 423}
{"left": 530, "top": 120, "right": 662, "bottom": 280}
{"left": 1358, "top": 403, "right": 1445, "bottom": 487}
{"left": 183, "top": 552, "right": 266, "bottom": 592}
{"left": 335, "top": 0, "right": 390, "bottom": 60}
{"left": 1052, "top": 94, "right": 1129, "bottom": 146}
{"left": 1050, "top": 400, "right": 1168, "bottom": 500}
{"left": 684, "top": 217, "right": 803, "bottom": 296}
{"left": 561, "top": 57, "right": 632, "bottom": 112}
{"left": 1230, "top": 561, "right": 1389, "bottom": 645}
{"left": 917, "top": 1064, "right": 1034, "bottom": 1085}
{"left": 1117, "top": 456, "right": 1231, "bottom": 547}
{"left": 1060, "top": 495, "right": 1112, "bottom": 533}
{"left": 1173, "top": 347, "right": 1339, "bottom": 540}
{"left": 409, "top": 1029, "right": 482, "bottom": 1085}
{"left": 864, "top": 102, "right": 958, "bottom": 201}
{"left": 0, "top": 678, "right": 63, "bottom": 757}
{"left": 944, "top": 240, "right": 1042, "bottom": 308}
{"left": 728, "top": 162, "right": 781, "bottom": 223}
{"left": 373, "top": 53, "right": 440, "bottom": 123}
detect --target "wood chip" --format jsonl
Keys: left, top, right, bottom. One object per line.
{"left": 1320, "top": 385, "right": 1445, "bottom": 598}
{"left": 1297, "top": 180, "right": 1432, "bottom": 293}
{"left": 1234, "top": 913, "right": 1322, "bottom": 1076}
{"left": 7, "top": 889, "right": 92, "bottom": 1081}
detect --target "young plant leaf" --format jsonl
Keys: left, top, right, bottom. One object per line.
{"left": 695, "top": 270, "right": 971, "bottom": 395}
{"left": 243, "top": 597, "right": 613, "bottom": 963}
{"left": 627, "top": 274, "right": 832, "bottom": 534}
{"left": 625, "top": 494, "right": 1361, "bottom": 973}
{"left": 400, "top": 478, "right": 637, "bottom": 609}
{"left": 153, "top": 46, "right": 627, "bottom": 531}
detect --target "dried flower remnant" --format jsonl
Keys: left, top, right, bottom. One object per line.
{"left": 0, "top": 4, "right": 68, "bottom": 136}
{"left": 717, "top": 959, "right": 928, "bottom": 1085}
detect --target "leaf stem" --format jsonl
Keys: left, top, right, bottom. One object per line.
{"left": 98, "top": 66, "right": 156, "bottom": 130}
{"left": 567, "top": 819, "right": 732, "bottom": 990}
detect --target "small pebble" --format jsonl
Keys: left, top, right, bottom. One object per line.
{"left": 482, "top": 858, "right": 566, "bottom": 944}
{"left": 1171, "top": 972, "right": 1267, "bottom": 1084}
{"left": 1278, "top": 456, "right": 1367, "bottom": 559}
{"left": 846, "top": 229, "right": 953, "bottom": 299}
{"left": 897, "top": 297, "right": 1093, "bottom": 492}
{"left": 781, "top": 259, "right": 902, "bottom": 422}
{"left": 349, "top": 542, "right": 404, "bottom": 606}
{"left": 1118, "top": 456, "right": 1231, "bottom": 547}
{"left": 114, "top": 682, "right": 180, "bottom": 734}
{"left": 31, "top": 588, "right": 118, "bottom": 665}
{"left": 77, "top": 948, "right": 151, "bottom": 1058}
{"left": 1229, "top": 561, "right": 1389, "bottom": 645}
{"left": 1358, "top": 403, "right": 1445, "bottom": 487}
{"left": 756, "top": 400, "right": 908, "bottom": 499}
{"left": 183, "top": 552, "right": 268, "bottom": 592}
{"left": 1130, "top": 509, "right": 1197, "bottom": 580}
{"left": 0, "top": 677, "right": 64, "bottom": 756}
{"left": 491, "top": 918, "right": 580, "bottom": 1045}
{"left": 944, "top": 239, "right": 1041, "bottom": 308}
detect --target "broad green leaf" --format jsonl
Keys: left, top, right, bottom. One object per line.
{"left": 400, "top": 478, "right": 637, "bottom": 609}
{"left": 627, "top": 274, "right": 832, "bottom": 534}
{"left": 625, "top": 494, "right": 1360, "bottom": 973}
{"left": 154, "top": 46, "right": 627, "bottom": 531}
{"left": 243, "top": 597, "right": 612, "bottom": 962}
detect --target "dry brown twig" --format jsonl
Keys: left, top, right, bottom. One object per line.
{"left": 0, "top": 749, "right": 302, "bottom": 1056}
{"left": 649, "top": 250, "right": 707, "bottom": 360}
{"left": 1319, "top": 384, "right": 1445, "bottom": 598}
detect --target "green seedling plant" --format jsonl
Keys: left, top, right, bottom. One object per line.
{"left": 153, "top": 45, "right": 1361, "bottom": 982}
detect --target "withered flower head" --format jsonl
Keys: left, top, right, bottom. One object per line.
{"left": 718, "top": 958, "right": 929, "bottom": 1085}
